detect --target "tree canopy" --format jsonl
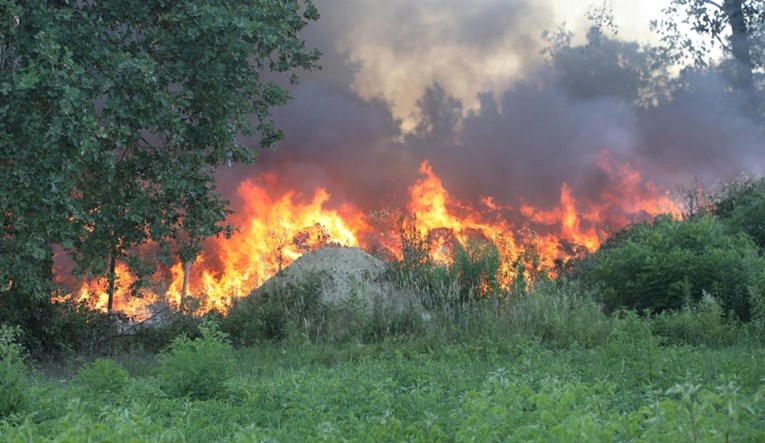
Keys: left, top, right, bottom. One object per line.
{"left": 0, "top": 1, "right": 320, "bottom": 315}
{"left": 652, "top": 0, "right": 764, "bottom": 111}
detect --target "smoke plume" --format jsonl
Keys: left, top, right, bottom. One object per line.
{"left": 220, "top": 0, "right": 765, "bottom": 233}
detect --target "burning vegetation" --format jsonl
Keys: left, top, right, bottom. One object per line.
{"left": 61, "top": 156, "right": 675, "bottom": 319}
{"left": 5, "top": 0, "right": 765, "bottom": 361}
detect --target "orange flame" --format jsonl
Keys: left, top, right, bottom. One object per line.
{"left": 55, "top": 263, "right": 158, "bottom": 319}
{"left": 163, "top": 176, "right": 368, "bottom": 314}
{"left": 407, "top": 161, "right": 520, "bottom": 277}
{"left": 61, "top": 155, "right": 676, "bottom": 318}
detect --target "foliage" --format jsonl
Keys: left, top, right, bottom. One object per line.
{"left": 652, "top": 0, "right": 764, "bottom": 107}
{"left": 223, "top": 272, "right": 327, "bottom": 344}
{"left": 74, "top": 358, "right": 131, "bottom": 399}
{"left": 397, "top": 214, "right": 432, "bottom": 274}
{"left": 2, "top": 326, "right": 765, "bottom": 441}
{"left": 502, "top": 279, "right": 612, "bottom": 348}
{"left": 393, "top": 216, "right": 506, "bottom": 307}
{"left": 412, "top": 82, "right": 463, "bottom": 143}
{"left": 0, "top": 325, "right": 26, "bottom": 418}
{"left": 455, "top": 373, "right": 623, "bottom": 441}
{"left": 450, "top": 240, "right": 502, "bottom": 302}
{"left": 543, "top": 24, "right": 651, "bottom": 104}
{"left": 653, "top": 0, "right": 764, "bottom": 66}
{"left": 606, "top": 310, "right": 664, "bottom": 386}
{"left": 223, "top": 271, "right": 430, "bottom": 345}
{"left": 0, "top": 0, "right": 320, "bottom": 317}
{"left": 709, "top": 175, "right": 765, "bottom": 248}
{"left": 0, "top": 295, "right": 119, "bottom": 357}
{"left": 651, "top": 293, "right": 742, "bottom": 347}
{"left": 131, "top": 307, "right": 218, "bottom": 353}
{"left": 573, "top": 214, "right": 765, "bottom": 319}
{"left": 156, "top": 320, "right": 234, "bottom": 400}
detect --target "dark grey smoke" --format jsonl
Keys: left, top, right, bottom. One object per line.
{"left": 217, "top": 0, "right": 765, "bottom": 234}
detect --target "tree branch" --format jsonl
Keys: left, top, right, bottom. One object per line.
{"left": 713, "top": 32, "right": 733, "bottom": 52}
{"left": 700, "top": 0, "right": 725, "bottom": 11}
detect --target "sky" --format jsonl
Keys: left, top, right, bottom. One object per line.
{"left": 554, "top": 0, "right": 670, "bottom": 43}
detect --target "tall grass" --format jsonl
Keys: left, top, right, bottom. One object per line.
{"left": 0, "top": 325, "right": 27, "bottom": 418}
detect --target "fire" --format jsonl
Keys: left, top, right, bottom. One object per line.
{"left": 60, "top": 156, "right": 676, "bottom": 318}
{"left": 520, "top": 184, "right": 600, "bottom": 254}
{"left": 163, "top": 176, "right": 369, "bottom": 314}
{"left": 56, "top": 262, "right": 158, "bottom": 319}
{"left": 407, "top": 161, "right": 520, "bottom": 273}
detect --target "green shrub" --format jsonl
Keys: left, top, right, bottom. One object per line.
{"left": 156, "top": 320, "right": 234, "bottom": 399}
{"left": 133, "top": 308, "right": 209, "bottom": 352}
{"left": 388, "top": 241, "right": 504, "bottom": 311}
{"left": 709, "top": 176, "right": 765, "bottom": 248}
{"left": 505, "top": 279, "right": 612, "bottom": 348}
{"left": 221, "top": 295, "right": 262, "bottom": 346}
{"left": 0, "top": 293, "right": 118, "bottom": 356}
{"left": 605, "top": 310, "right": 663, "bottom": 386}
{"left": 394, "top": 215, "right": 506, "bottom": 306}
{"left": 450, "top": 240, "right": 502, "bottom": 302}
{"left": 0, "top": 325, "right": 27, "bottom": 418}
{"left": 650, "top": 293, "right": 740, "bottom": 347}
{"left": 573, "top": 215, "right": 765, "bottom": 320}
{"left": 74, "top": 358, "right": 131, "bottom": 398}
{"left": 223, "top": 272, "right": 326, "bottom": 344}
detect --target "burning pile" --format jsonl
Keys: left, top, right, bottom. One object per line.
{"left": 64, "top": 156, "right": 676, "bottom": 319}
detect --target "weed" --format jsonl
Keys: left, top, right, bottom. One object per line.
{"left": 74, "top": 358, "right": 131, "bottom": 399}
{"left": 156, "top": 320, "right": 235, "bottom": 400}
{"left": 0, "top": 325, "right": 27, "bottom": 418}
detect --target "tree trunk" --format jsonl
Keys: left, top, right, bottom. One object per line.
{"left": 107, "top": 249, "right": 117, "bottom": 314}
{"left": 180, "top": 260, "right": 191, "bottom": 311}
{"left": 723, "top": 0, "right": 756, "bottom": 101}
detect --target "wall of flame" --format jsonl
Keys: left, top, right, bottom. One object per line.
{"left": 60, "top": 154, "right": 676, "bottom": 319}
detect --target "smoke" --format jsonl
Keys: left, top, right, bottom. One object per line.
{"left": 218, "top": 0, "right": 765, "bottom": 232}
{"left": 306, "top": 0, "right": 549, "bottom": 125}
{"left": 636, "top": 71, "right": 765, "bottom": 183}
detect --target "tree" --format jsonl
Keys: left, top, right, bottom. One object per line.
{"left": 411, "top": 82, "right": 463, "bottom": 144}
{"left": 0, "top": 1, "right": 320, "bottom": 329}
{"left": 542, "top": 2, "right": 663, "bottom": 106}
{"left": 652, "top": 0, "right": 764, "bottom": 109}
{"left": 543, "top": 25, "right": 651, "bottom": 104}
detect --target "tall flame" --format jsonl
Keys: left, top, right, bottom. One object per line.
{"left": 164, "top": 175, "right": 368, "bottom": 313}
{"left": 407, "top": 161, "right": 519, "bottom": 279}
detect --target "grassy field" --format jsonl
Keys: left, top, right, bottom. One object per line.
{"left": 2, "top": 313, "right": 764, "bottom": 442}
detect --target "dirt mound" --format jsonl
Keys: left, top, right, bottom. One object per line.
{"left": 256, "top": 246, "right": 389, "bottom": 310}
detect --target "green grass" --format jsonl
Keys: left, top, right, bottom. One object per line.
{"left": 3, "top": 279, "right": 764, "bottom": 441}
{"left": 2, "top": 333, "right": 764, "bottom": 442}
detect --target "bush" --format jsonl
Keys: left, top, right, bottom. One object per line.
{"left": 650, "top": 294, "right": 740, "bottom": 347}
{"left": 132, "top": 308, "right": 210, "bottom": 352}
{"left": 389, "top": 243, "right": 504, "bottom": 312}
{"left": 0, "top": 325, "right": 27, "bottom": 418}
{"left": 450, "top": 240, "right": 502, "bottom": 302}
{"left": 0, "top": 292, "right": 118, "bottom": 356}
{"left": 394, "top": 215, "right": 506, "bottom": 305}
{"left": 573, "top": 215, "right": 765, "bottom": 320}
{"left": 223, "top": 272, "right": 327, "bottom": 345}
{"left": 75, "top": 358, "right": 131, "bottom": 398}
{"left": 504, "top": 279, "right": 612, "bottom": 348}
{"left": 156, "top": 320, "right": 234, "bottom": 400}
{"left": 710, "top": 176, "right": 765, "bottom": 249}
